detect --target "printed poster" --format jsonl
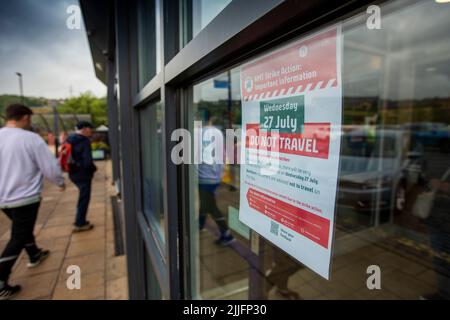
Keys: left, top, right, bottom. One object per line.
{"left": 239, "top": 26, "right": 342, "bottom": 279}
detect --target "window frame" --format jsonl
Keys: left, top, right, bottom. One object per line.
{"left": 120, "top": 0, "right": 385, "bottom": 300}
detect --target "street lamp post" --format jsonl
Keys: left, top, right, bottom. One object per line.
{"left": 15, "top": 72, "right": 24, "bottom": 103}
{"left": 51, "top": 101, "right": 60, "bottom": 157}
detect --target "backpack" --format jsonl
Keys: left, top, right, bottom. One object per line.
{"left": 59, "top": 142, "right": 76, "bottom": 173}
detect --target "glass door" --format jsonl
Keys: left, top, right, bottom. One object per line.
{"left": 185, "top": 0, "right": 450, "bottom": 300}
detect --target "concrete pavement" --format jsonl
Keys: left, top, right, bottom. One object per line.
{"left": 0, "top": 160, "right": 128, "bottom": 300}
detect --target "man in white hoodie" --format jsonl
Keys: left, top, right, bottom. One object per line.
{"left": 0, "top": 104, "right": 65, "bottom": 300}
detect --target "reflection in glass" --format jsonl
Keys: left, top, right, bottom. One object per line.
{"left": 140, "top": 102, "right": 165, "bottom": 242}
{"left": 137, "top": 0, "right": 161, "bottom": 89}
{"left": 188, "top": 0, "right": 450, "bottom": 300}
{"left": 180, "top": 0, "right": 232, "bottom": 47}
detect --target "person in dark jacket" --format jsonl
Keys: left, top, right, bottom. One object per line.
{"left": 67, "top": 121, "right": 97, "bottom": 232}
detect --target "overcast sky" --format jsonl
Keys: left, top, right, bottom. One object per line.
{"left": 0, "top": 0, "right": 106, "bottom": 99}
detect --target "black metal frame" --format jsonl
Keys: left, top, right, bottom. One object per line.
{"left": 108, "top": 0, "right": 382, "bottom": 300}
{"left": 114, "top": 0, "right": 146, "bottom": 300}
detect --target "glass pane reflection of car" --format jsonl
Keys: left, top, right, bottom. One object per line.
{"left": 338, "top": 128, "right": 423, "bottom": 220}
{"left": 405, "top": 122, "right": 450, "bottom": 152}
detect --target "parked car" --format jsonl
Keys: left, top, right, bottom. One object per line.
{"left": 404, "top": 122, "right": 450, "bottom": 152}
{"left": 338, "top": 128, "right": 424, "bottom": 224}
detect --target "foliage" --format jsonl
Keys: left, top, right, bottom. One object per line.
{"left": 0, "top": 94, "right": 48, "bottom": 117}
{"left": 91, "top": 141, "right": 110, "bottom": 151}
{"left": 58, "top": 92, "right": 107, "bottom": 127}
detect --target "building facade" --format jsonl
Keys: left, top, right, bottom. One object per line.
{"left": 80, "top": 0, "right": 450, "bottom": 300}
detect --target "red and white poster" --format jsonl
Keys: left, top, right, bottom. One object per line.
{"left": 239, "top": 26, "right": 342, "bottom": 279}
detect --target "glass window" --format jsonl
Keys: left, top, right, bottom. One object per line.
{"left": 137, "top": 0, "right": 161, "bottom": 89}
{"left": 188, "top": 69, "right": 245, "bottom": 299}
{"left": 144, "top": 249, "right": 164, "bottom": 299}
{"left": 140, "top": 102, "right": 165, "bottom": 243}
{"left": 180, "top": 0, "right": 232, "bottom": 47}
{"left": 187, "top": 0, "right": 450, "bottom": 300}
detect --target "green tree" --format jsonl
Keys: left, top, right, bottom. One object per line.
{"left": 58, "top": 92, "right": 107, "bottom": 127}
{"left": 0, "top": 94, "right": 48, "bottom": 116}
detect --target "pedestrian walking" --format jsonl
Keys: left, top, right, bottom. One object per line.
{"left": 0, "top": 104, "right": 65, "bottom": 300}
{"left": 66, "top": 121, "right": 97, "bottom": 232}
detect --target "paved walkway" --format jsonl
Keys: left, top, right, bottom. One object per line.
{"left": 0, "top": 160, "right": 128, "bottom": 300}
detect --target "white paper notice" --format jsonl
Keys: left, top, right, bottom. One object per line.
{"left": 239, "top": 26, "right": 342, "bottom": 279}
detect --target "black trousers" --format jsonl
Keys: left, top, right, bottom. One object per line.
{"left": 69, "top": 176, "right": 92, "bottom": 227}
{"left": 198, "top": 184, "right": 229, "bottom": 234}
{"left": 0, "top": 202, "right": 41, "bottom": 282}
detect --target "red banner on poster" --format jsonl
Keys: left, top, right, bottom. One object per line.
{"left": 246, "top": 188, "right": 330, "bottom": 248}
{"left": 245, "top": 123, "right": 331, "bottom": 159}
{"left": 241, "top": 28, "right": 338, "bottom": 101}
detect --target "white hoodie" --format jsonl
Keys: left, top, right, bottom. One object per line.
{"left": 0, "top": 127, "right": 64, "bottom": 208}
